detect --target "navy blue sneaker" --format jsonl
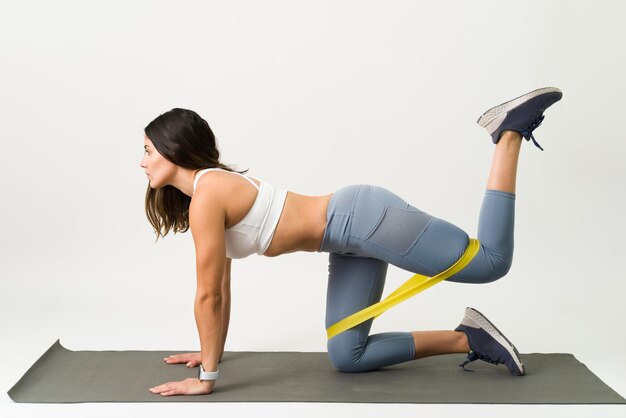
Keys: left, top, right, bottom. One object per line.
{"left": 477, "top": 87, "right": 563, "bottom": 150}
{"left": 455, "top": 307, "right": 525, "bottom": 376}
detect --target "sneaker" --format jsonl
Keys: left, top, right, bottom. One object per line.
{"left": 477, "top": 87, "right": 563, "bottom": 150}
{"left": 455, "top": 307, "right": 525, "bottom": 376}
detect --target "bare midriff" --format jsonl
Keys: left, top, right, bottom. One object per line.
{"left": 262, "top": 191, "right": 333, "bottom": 257}
{"left": 220, "top": 173, "right": 332, "bottom": 257}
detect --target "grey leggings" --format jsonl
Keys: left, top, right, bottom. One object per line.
{"left": 318, "top": 184, "right": 515, "bottom": 372}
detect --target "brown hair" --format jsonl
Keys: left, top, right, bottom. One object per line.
{"left": 144, "top": 108, "right": 248, "bottom": 240}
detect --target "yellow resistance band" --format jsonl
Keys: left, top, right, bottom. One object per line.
{"left": 326, "top": 238, "right": 481, "bottom": 340}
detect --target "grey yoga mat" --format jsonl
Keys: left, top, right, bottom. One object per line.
{"left": 8, "top": 339, "right": 626, "bottom": 404}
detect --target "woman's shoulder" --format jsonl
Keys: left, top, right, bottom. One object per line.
{"left": 195, "top": 168, "right": 260, "bottom": 194}
{"left": 192, "top": 170, "right": 233, "bottom": 201}
{"left": 191, "top": 169, "right": 254, "bottom": 211}
{"left": 194, "top": 168, "right": 227, "bottom": 185}
{"left": 191, "top": 169, "right": 261, "bottom": 230}
{"left": 189, "top": 174, "right": 229, "bottom": 229}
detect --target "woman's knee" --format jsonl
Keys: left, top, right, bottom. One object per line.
{"left": 451, "top": 247, "right": 513, "bottom": 284}
{"left": 327, "top": 336, "right": 368, "bottom": 373}
{"left": 478, "top": 250, "right": 513, "bottom": 283}
{"left": 494, "top": 255, "right": 513, "bottom": 280}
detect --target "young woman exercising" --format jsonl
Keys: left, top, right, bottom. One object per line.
{"left": 143, "top": 87, "right": 562, "bottom": 396}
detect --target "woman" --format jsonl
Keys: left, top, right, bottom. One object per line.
{"left": 143, "top": 87, "right": 563, "bottom": 396}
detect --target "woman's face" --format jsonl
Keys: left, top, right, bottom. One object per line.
{"left": 140, "top": 136, "right": 177, "bottom": 189}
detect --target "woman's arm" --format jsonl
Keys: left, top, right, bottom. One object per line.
{"left": 162, "top": 257, "right": 231, "bottom": 367}
{"left": 219, "top": 257, "right": 231, "bottom": 362}
{"left": 191, "top": 185, "right": 228, "bottom": 393}
{"left": 149, "top": 180, "right": 227, "bottom": 397}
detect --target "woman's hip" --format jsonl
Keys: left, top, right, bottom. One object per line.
{"left": 320, "top": 184, "right": 435, "bottom": 256}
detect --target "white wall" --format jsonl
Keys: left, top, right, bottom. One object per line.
{"left": 1, "top": 1, "right": 625, "bottom": 417}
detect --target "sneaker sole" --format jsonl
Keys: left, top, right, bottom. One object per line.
{"left": 465, "top": 307, "right": 525, "bottom": 375}
{"left": 476, "top": 87, "right": 562, "bottom": 131}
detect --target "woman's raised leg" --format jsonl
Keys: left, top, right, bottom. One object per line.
{"left": 409, "top": 131, "right": 523, "bottom": 359}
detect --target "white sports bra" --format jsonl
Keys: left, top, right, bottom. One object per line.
{"left": 192, "top": 168, "right": 288, "bottom": 259}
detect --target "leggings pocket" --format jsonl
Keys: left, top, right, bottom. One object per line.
{"left": 363, "top": 205, "right": 434, "bottom": 255}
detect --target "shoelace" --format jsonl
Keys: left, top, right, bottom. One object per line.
{"left": 520, "top": 114, "right": 546, "bottom": 151}
{"left": 458, "top": 350, "right": 502, "bottom": 371}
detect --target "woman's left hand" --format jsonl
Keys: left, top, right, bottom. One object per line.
{"left": 149, "top": 378, "right": 214, "bottom": 396}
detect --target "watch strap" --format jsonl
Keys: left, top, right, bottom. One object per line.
{"left": 198, "top": 364, "right": 219, "bottom": 381}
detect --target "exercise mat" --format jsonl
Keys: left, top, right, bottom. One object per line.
{"left": 8, "top": 339, "right": 626, "bottom": 404}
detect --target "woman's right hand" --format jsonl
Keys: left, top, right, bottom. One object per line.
{"left": 163, "top": 352, "right": 201, "bottom": 367}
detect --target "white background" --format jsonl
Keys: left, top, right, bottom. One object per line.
{"left": 1, "top": 1, "right": 625, "bottom": 417}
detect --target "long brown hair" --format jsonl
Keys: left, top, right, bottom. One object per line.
{"left": 144, "top": 108, "right": 248, "bottom": 240}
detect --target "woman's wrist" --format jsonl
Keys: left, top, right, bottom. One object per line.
{"left": 198, "top": 379, "right": 215, "bottom": 392}
{"left": 198, "top": 364, "right": 219, "bottom": 380}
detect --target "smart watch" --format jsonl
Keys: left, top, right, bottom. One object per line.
{"left": 198, "top": 364, "right": 219, "bottom": 381}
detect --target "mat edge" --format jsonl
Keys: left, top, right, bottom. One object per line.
{"left": 7, "top": 338, "right": 65, "bottom": 402}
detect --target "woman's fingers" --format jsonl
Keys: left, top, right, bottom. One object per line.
{"left": 149, "top": 382, "right": 175, "bottom": 395}
{"left": 149, "top": 378, "right": 213, "bottom": 396}
{"left": 163, "top": 352, "right": 201, "bottom": 364}
{"left": 149, "top": 381, "right": 184, "bottom": 396}
{"left": 163, "top": 355, "right": 181, "bottom": 364}
{"left": 185, "top": 358, "right": 201, "bottom": 367}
